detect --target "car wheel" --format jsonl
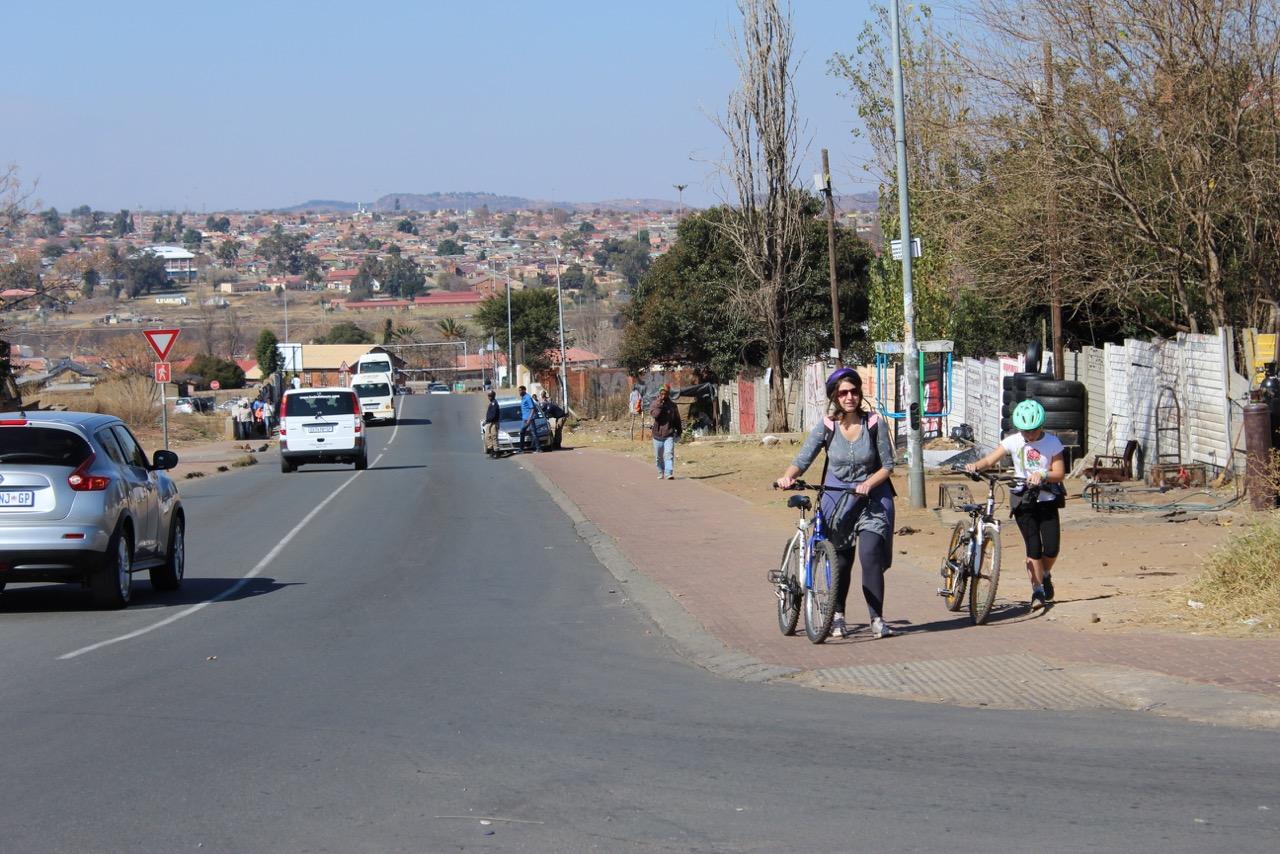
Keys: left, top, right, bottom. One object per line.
{"left": 151, "top": 515, "right": 185, "bottom": 591}
{"left": 355, "top": 452, "right": 368, "bottom": 471}
{"left": 281, "top": 456, "right": 295, "bottom": 473}
{"left": 91, "top": 526, "right": 133, "bottom": 609}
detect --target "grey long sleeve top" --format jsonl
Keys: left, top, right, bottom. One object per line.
{"left": 791, "top": 413, "right": 897, "bottom": 549}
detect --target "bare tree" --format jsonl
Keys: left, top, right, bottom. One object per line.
{"left": 716, "top": 0, "right": 809, "bottom": 431}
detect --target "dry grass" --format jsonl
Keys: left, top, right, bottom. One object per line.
{"left": 60, "top": 374, "right": 161, "bottom": 431}
{"left": 1186, "top": 512, "right": 1280, "bottom": 631}
{"left": 1185, "top": 453, "right": 1280, "bottom": 631}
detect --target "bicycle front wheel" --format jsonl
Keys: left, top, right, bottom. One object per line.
{"left": 941, "top": 521, "right": 968, "bottom": 612}
{"left": 775, "top": 536, "right": 803, "bottom": 636}
{"left": 804, "top": 540, "right": 839, "bottom": 643}
{"left": 969, "top": 523, "right": 1002, "bottom": 625}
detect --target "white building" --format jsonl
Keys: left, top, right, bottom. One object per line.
{"left": 143, "top": 245, "right": 197, "bottom": 282}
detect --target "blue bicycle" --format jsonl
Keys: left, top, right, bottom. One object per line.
{"left": 768, "top": 481, "right": 861, "bottom": 643}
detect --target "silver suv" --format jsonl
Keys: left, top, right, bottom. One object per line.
{"left": 0, "top": 411, "right": 185, "bottom": 608}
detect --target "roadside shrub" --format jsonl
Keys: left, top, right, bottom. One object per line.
{"left": 188, "top": 354, "right": 245, "bottom": 390}
{"left": 1190, "top": 511, "right": 1280, "bottom": 628}
{"left": 66, "top": 374, "right": 159, "bottom": 430}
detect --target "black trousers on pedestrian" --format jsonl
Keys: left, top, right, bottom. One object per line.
{"left": 832, "top": 530, "right": 890, "bottom": 622}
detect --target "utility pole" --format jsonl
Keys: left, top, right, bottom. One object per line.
{"left": 890, "top": 0, "right": 926, "bottom": 508}
{"left": 821, "top": 149, "right": 842, "bottom": 365}
{"left": 554, "top": 250, "right": 568, "bottom": 410}
{"left": 505, "top": 269, "right": 513, "bottom": 388}
{"left": 1043, "top": 41, "right": 1063, "bottom": 380}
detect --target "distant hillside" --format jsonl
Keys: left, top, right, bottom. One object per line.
{"left": 278, "top": 192, "right": 685, "bottom": 214}
{"left": 279, "top": 199, "right": 359, "bottom": 213}
{"left": 372, "top": 192, "right": 681, "bottom": 213}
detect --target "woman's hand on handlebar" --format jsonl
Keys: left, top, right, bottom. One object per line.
{"left": 774, "top": 475, "right": 796, "bottom": 490}
{"left": 1026, "top": 471, "right": 1044, "bottom": 487}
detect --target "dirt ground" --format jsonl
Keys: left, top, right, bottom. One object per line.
{"left": 567, "top": 417, "right": 1272, "bottom": 639}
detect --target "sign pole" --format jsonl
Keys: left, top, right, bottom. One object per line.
{"left": 161, "top": 381, "right": 168, "bottom": 450}
{"left": 144, "top": 329, "right": 181, "bottom": 452}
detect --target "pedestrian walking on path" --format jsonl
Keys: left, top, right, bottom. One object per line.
{"left": 967, "top": 398, "right": 1067, "bottom": 610}
{"left": 650, "top": 384, "right": 681, "bottom": 479}
{"left": 775, "top": 367, "right": 899, "bottom": 640}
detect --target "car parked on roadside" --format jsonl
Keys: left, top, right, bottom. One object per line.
{"left": 173, "top": 396, "right": 214, "bottom": 415}
{"left": 0, "top": 411, "right": 185, "bottom": 608}
{"left": 427, "top": 382, "right": 451, "bottom": 394}
{"left": 278, "top": 387, "right": 367, "bottom": 472}
{"left": 479, "top": 397, "right": 551, "bottom": 453}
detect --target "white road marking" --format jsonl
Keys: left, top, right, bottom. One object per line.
{"left": 58, "top": 452, "right": 387, "bottom": 660}
{"left": 385, "top": 399, "right": 402, "bottom": 446}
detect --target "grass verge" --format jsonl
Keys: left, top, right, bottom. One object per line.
{"left": 1187, "top": 511, "right": 1280, "bottom": 631}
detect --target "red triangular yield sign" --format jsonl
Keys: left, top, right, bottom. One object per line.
{"left": 144, "top": 329, "right": 180, "bottom": 360}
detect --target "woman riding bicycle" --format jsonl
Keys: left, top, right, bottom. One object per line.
{"left": 966, "top": 398, "right": 1066, "bottom": 610}
{"left": 774, "top": 368, "right": 898, "bottom": 640}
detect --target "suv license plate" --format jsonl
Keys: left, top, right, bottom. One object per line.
{"left": 306, "top": 424, "right": 335, "bottom": 434}
{"left": 0, "top": 491, "right": 34, "bottom": 507}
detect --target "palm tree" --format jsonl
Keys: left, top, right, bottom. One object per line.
{"left": 436, "top": 318, "right": 467, "bottom": 341}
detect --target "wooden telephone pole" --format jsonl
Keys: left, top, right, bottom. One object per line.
{"left": 821, "top": 149, "right": 842, "bottom": 365}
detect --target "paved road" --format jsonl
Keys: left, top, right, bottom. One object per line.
{"left": 0, "top": 395, "right": 1274, "bottom": 852}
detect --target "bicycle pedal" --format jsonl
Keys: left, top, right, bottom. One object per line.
{"left": 766, "top": 570, "right": 784, "bottom": 585}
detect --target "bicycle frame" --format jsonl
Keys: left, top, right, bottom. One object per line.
{"left": 801, "top": 486, "right": 859, "bottom": 592}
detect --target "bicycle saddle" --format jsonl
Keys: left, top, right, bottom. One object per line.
{"left": 787, "top": 495, "right": 812, "bottom": 511}
{"left": 958, "top": 502, "right": 984, "bottom": 514}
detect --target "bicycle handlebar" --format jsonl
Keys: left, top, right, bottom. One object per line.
{"left": 949, "top": 464, "right": 1026, "bottom": 486}
{"left": 772, "top": 479, "right": 862, "bottom": 494}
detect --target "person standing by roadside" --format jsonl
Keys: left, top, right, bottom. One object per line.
{"left": 650, "top": 384, "right": 682, "bottom": 480}
{"left": 774, "top": 368, "right": 899, "bottom": 640}
{"left": 483, "top": 390, "right": 501, "bottom": 456}
{"left": 540, "top": 391, "right": 566, "bottom": 449}
{"left": 261, "top": 398, "right": 275, "bottom": 436}
{"left": 966, "top": 398, "right": 1066, "bottom": 610}
{"left": 517, "top": 385, "right": 541, "bottom": 453}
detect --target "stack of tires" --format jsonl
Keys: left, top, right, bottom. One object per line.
{"left": 1002, "top": 373, "right": 1087, "bottom": 452}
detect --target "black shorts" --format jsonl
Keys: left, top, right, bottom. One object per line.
{"left": 1014, "top": 501, "right": 1060, "bottom": 560}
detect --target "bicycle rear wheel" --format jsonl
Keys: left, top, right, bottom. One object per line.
{"left": 941, "top": 521, "right": 968, "bottom": 612}
{"left": 775, "top": 536, "right": 803, "bottom": 636}
{"left": 969, "top": 523, "right": 1002, "bottom": 625}
{"left": 804, "top": 540, "right": 839, "bottom": 643}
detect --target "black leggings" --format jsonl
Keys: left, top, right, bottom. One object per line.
{"left": 1014, "top": 502, "right": 1061, "bottom": 560}
{"left": 832, "top": 531, "right": 891, "bottom": 621}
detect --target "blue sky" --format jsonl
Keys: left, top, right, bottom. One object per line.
{"left": 3, "top": 0, "right": 879, "bottom": 211}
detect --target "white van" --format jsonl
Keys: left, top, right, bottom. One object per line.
{"left": 351, "top": 375, "right": 397, "bottom": 424}
{"left": 354, "top": 353, "right": 395, "bottom": 378}
{"left": 279, "top": 387, "right": 366, "bottom": 472}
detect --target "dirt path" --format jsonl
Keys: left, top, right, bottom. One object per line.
{"left": 568, "top": 419, "right": 1269, "bottom": 638}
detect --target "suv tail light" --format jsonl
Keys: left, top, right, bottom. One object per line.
{"left": 67, "top": 454, "right": 111, "bottom": 491}
{"left": 279, "top": 395, "right": 288, "bottom": 418}
{"left": 0, "top": 419, "right": 30, "bottom": 426}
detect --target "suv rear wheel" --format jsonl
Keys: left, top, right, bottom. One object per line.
{"left": 91, "top": 527, "right": 133, "bottom": 609}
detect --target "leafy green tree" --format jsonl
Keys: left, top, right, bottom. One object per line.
{"left": 436, "top": 317, "right": 467, "bottom": 340}
{"left": 258, "top": 224, "right": 314, "bottom": 275}
{"left": 215, "top": 239, "right": 241, "bottom": 266}
{"left": 316, "top": 321, "right": 373, "bottom": 344}
{"left": 437, "top": 238, "right": 464, "bottom": 256}
{"left": 187, "top": 353, "right": 246, "bottom": 388}
{"left": 578, "top": 221, "right": 595, "bottom": 234}
{"left": 111, "top": 210, "right": 134, "bottom": 237}
{"left": 81, "top": 268, "right": 100, "bottom": 299}
{"left": 443, "top": 221, "right": 459, "bottom": 234}
{"left": 71, "top": 204, "right": 92, "bottom": 219}
{"left": 381, "top": 252, "right": 426, "bottom": 298}
{"left": 41, "top": 208, "right": 62, "bottom": 236}
{"left": 123, "top": 251, "right": 170, "bottom": 297}
{"left": 353, "top": 255, "right": 382, "bottom": 294}
{"left": 0, "top": 259, "right": 41, "bottom": 292}
{"left": 594, "top": 236, "right": 652, "bottom": 288}
{"left": 476, "top": 288, "right": 563, "bottom": 373}
{"left": 254, "top": 329, "right": 282, "bottom": 375}
{"left": 182, "top": 227, "right": 202, "bottom": 249}
{"left": 396, "top": 217, "right": 418, "bottom": 235}
{"left": 205, "top": 215, "right": 231, "bottom": 233}
{"left": 559, "top": 264, "right": 588, "bottom": 290}
{"left": 41, "top": 243, "right": 66, "bottom": 260}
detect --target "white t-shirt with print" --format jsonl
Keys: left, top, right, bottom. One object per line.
{"left": 1000, "top": 432, "right": 1065, "bottom": 502}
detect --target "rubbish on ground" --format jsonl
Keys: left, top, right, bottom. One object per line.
{"left": 761, "top": 435, "right": 780, "bottom": 446}
{"left": 1187, "top": 599, "right": 1206, "bottom": 609}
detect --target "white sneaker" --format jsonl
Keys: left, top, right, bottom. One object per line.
{"left": 871, "top": 618, "right": 898, "bottom": 639}
{"left": 830, "top": 616, "right": 848, "bottom": 639}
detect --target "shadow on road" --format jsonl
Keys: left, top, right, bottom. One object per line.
{"left": 391, "top": 418, "right": 432, "bottom": 426}
{"left": 0, "top": 576, "right": 302, "bottom": 613}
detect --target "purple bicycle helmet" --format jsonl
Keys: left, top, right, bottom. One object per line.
{"left": 825, "top": 367, "right": 862, "bottom": 398}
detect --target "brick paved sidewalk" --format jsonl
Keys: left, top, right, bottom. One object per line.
{"left": 527, "top": 449, "right": 1280, "bottom": 710}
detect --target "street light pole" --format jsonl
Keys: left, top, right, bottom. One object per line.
{"left": 553, "top": 250, "right": 568, "bottom": 410}
{"left": 505, "top": 269, "right": 513, "bottom": 389}
{"left": 891, "top": 0, "right": 926, "bottom": 508}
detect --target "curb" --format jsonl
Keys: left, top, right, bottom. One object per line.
{"left": 525, "top": 463, "right": 799, "bottom": 684}
{"left": 525, "top": 460, "right": 1280, "bottom": 729}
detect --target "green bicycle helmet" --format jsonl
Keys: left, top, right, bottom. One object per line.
{"left": 1011, "top": 398, "right": 1046, "bottom": 431}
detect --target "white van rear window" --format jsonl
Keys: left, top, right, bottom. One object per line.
{"left": 353, "top": 382, "right": 392, "bottom": 398}
{"left": 287, "top": 392, "right": 357, "bottom": 416}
